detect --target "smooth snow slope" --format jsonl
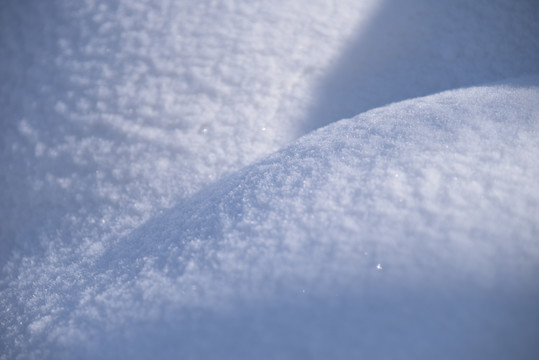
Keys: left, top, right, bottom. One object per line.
{"left": 1, "top": 0, "right": 539, "bottom": 358}
{"left": 3, "top": 79, "right": 539, "bottom": 359}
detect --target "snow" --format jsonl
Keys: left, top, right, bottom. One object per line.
{"left": 1, "top": 0, "right": 539, "bottom": 359}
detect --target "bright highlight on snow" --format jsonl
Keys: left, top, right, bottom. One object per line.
{"left": 1, "top": 0, "right": 539, "bottom": 359}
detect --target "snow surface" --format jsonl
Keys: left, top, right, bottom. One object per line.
{"left": 1, "top": 0, "right": 539, "bottom": 359}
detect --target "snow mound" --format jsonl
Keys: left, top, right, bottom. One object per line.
{"left": 3, "top": 77, "right": 538, "bottom": 359}
{"left": 2, "top": 0, "right": 539, "bottom": 358}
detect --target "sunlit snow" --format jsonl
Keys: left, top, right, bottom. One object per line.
{"left": 1, "top": 0, "right": 539, "bottom": 359}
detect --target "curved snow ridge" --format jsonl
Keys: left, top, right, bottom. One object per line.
{"left": 131, "top": 75, "right": 539, "bottom": 295}
{"left": 2, "top": 77, "right": 539, "bottom": 359}
{"left": 75, "top": 77, "right": 539, "bottom": 357}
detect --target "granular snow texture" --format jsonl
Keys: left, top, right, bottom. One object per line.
{"left": 1, "top": 0, "right": 539, "bottom": 359}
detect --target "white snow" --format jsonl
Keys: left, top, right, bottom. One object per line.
{"left": 1, "top": 0, "right": 539, "bottom": 359}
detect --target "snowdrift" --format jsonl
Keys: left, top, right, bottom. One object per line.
{"left": 1, "top": 0, "right": 539, "bottom": 359}
{"left": 3, "top": 78, "right": 539, "bottom": 359}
